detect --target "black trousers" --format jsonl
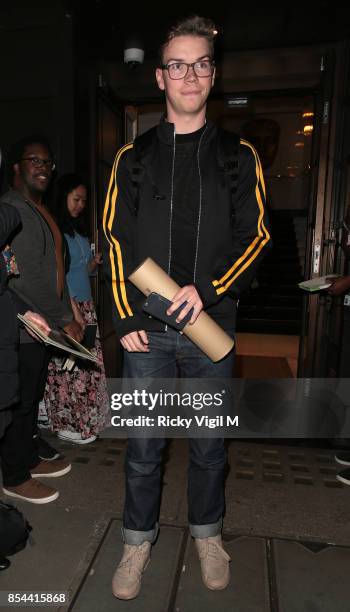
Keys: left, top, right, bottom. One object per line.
{"left": 0, "top": 409, "right": 12, "bottom": 442}
{"left": 0, "top": 342, "right": 50, "bottom": 487}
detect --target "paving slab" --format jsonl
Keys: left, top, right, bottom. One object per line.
{"left": 70, "top": 520, "right": 185, "bottom": 612}
{"left": 0, "top": 505, "right": 106, "bottom": 612}
{"left": 273, "top": 539, "right": 350, "bottom": 612}
{"left": 174, "top": 535, "right": 271, "bottom": 612}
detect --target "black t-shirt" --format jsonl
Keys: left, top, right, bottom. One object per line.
{"left": 170, "top": 125, "right": 206, "bottom": 286}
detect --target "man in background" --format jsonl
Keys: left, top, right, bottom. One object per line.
{"left": 0, "top": 135, "right": 83, "bottom": 504}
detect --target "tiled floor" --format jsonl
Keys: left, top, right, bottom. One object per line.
{"left": 236, "top": 333, "right": 299, "bottom": 377}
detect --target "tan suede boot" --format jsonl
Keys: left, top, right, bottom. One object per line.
{"left": 112, "top": 541, "right": 151, "bottom": 600}
{"left": 195, "top": 534, "right": 231, "bottom": 590}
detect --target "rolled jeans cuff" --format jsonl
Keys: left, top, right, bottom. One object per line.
{"left": 189, "top": 518, "right": 222, "bottom": 539}
{"left": 122, "top": 523, "right": 159, "bottom": 545}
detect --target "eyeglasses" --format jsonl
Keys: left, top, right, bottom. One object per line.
{"left": 161, "top": 59, "right": 215, "bottom": 80}
{"left": 19, "top": 156, "right": 56, "bottom": 171}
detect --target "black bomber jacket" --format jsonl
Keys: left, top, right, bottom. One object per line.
{"left": 103, "top": 119, "right": 272, "bottom": 339}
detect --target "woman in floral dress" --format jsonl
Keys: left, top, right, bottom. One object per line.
{"left": 43, "top": 174, "right": 109, "bottom": 443}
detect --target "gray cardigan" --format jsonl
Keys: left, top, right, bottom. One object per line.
{"left": 1, "top": 189, "right": 73, "bottom": 337}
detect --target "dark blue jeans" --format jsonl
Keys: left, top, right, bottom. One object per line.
{"left": 122, "top": 327, "right": 235, "bottom": 545}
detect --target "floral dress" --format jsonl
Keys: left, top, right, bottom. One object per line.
{"left": 43, "top": 232, "right": 109, "bottom": 438}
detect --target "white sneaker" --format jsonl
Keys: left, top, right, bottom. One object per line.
{"left": 112, "top": 542, "right": 151, "bottom": 600}
{"left": 195, "top": 534, "right": 231, "bottom": 590}
{"left": 57, "top": 430, "right": 97, "bottom": 444}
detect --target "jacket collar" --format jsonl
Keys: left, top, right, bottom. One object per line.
{"left": 156, "top": 117, "right": 216, "bottom": 146}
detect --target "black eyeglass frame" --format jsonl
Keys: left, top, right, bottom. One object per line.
{"left": 18, "top": 157, "right": 56, "bottom": 171}
{"left": 161, "top": 59, "right": 215, "bottom": 80}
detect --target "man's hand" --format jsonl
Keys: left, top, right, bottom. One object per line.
{"left": 167, "top": 285, "right": 203, "bottom": 325}
{"left": 327, "top": 276, "right": 350, "bottom": 296}
{"left": 121, "top": 330, "right": 149, "bottom": 352}
{"left": 24, "top": 311, "right": 51, "bottom": 337}
{"left": 64, "top": 320, "right": 84, "bottom": 343}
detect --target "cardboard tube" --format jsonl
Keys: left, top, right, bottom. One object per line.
{"left": 129, "top": 258, "right": 235, "bottom": 362}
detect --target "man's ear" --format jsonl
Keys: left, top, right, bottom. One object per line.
{"left": 13, "top": 162, "right": 20, "bottom": 177}
{"left": 156, "top": 67, "right": 165, "bottom": 91}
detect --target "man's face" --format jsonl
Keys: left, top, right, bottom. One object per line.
{"left": 14, "top": 143, "right": 53, "bottom": 195}
{"left": 155, "top": 35, "right": 215, "bottom": 119}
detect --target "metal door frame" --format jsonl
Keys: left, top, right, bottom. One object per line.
{"left": 298, "top": 43, "right": 349, "bottom": 376}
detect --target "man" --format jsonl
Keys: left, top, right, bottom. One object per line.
{"left": 327, "top": 206, "right": 350, "bottom": 484}
{"left": 103, "top": 16, "right": 271, "bottom": 600}
{"left": 0, "top": 135, "right": 83, "bottom": 504}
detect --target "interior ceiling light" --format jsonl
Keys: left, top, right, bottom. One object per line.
{"left": 303, "top": 125, "right": 314, "bottom": 135}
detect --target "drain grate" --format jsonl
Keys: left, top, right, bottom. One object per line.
{"left": 315, "top": 454, "right": 334, "bottom": 463}
{"left": 323, "top": 479, "right": 344, "bottom": 488}
{"left": 290, "top": 464, "right": 309, "bottom": 472}
{"left": 236, "top": 470, "right": 255, "bottom": 480}
{"left": 231, "top": 445, "right": 342, "bottom": 487}
{"left": 294, "top": 476, "right": 313, "bottom": 485}
{"left": 288, "top": 452, "right": 306, "bottom": 461}
{"left": 263, "top": 472, "right": 284, "bottom": 482}
{"left": 262, "top": 449, "right": 280, "bottom": 457}
{"left": 319, "top": 466, "right": 338, "bottom": 474}
{"left": 263, "top": 460, "right": 281, "bottom": 469}
{"left": 99, "top": 459, "right": 115, "bottom": 466}
{"left": 237, "top": 457, "right": 254, "bottom": 467}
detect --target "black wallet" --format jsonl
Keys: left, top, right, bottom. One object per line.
{"left": 142, "top": 292, "right": 194, "bottom": 331}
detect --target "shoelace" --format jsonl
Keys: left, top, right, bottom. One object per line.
{"left": 200, "top": 540, "right": 231, "bottom": 562}
{"left": 120, "top": 545, "right": 149, "bottom": 576}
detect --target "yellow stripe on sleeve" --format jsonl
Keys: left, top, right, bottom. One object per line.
{"left": 102, "top": 143, "right": 134, "bottom": 319}
{"left": 212, "top": 139, "right": 270, "bottom": 295}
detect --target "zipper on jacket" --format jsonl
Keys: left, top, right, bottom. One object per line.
{"left": 167, "top": 126, "right": 176, "bottom": 277}
{"left": 166, "top": 124, "right": 206, "bottom": 329}
{"left": 193, "top": 125, "right": 207, "bottom": 284}
{"left": 165, "top": 126, "right": 177, "bottom": 332}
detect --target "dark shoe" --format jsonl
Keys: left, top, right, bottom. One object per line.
{"left": 0, "top": 557, "right": 11, "bottom": 571}
{"left": 33, "top": 432, "right": 60, "bottom": 461}
{"left": 334, "top": 452, "right": 350, "bottom": 466}
{"left": 336, "top": 468, "right": 350, "bottom": 485}
{"left": 3, "top": 479, "right": 59, "bottom": 504}
{"left": 30, "top": 459, "right": 71, "bottom": 478}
